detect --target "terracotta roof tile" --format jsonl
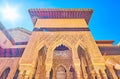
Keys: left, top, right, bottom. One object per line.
{"left": 99, "top": 46, "right": 120, "bottom": 55}
{"left": 28, "top": 8, "right": 93, "bottom": 25}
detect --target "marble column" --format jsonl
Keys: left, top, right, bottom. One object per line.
{"left": 81, "top": 56, "right": 88, "bottom": 79}
{"left": 46, "top": 70, "right": 50, "bottom": 79}
{"left": 90, "top": 71, "right": 96, "bottom": 79}
{"left": 66, "top": 70, "right": 70, "bottom": 79}
{"left": 45, "top": 65, "right": 51, "bottom": 79}
{"left": 107, "top": 66, "right": 118, "bottom": 79}
{"left": 100, "top": 70, "right": 108, "bottom": 79}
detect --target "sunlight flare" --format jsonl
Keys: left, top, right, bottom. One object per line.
{"left": 0, "top": 4, "right": 20, "bottom": 23}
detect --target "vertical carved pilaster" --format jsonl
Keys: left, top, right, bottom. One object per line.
{"left": 100, "top": 69, "right": 108, "bottom": 79}
{"left": 46, "top": 70, "right": 50, "bottom": 79}
{"left": 72, "top": 47, "right": 83, "bottom": 79}
{"left": 90, "top": 71, "right": 96, "bottom": 79}
{"left": 66, "top": 70, "right": 70, "bottom": 79}
{"left": 45, "top": 64, "right": 52, "bottom": 79}
{"left": 81, "top": 56, "right": 88, "bottom": 79}
{"left": 107, "top": 66, "right": 118, "bottom": 79}
{"left": 74, "top": 65, "right": 83, "bottom": 79}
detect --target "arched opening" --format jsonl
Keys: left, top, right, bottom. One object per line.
{"left": 13, "top": 69, "right": 19, "bottom": 79}
{"left": 56, "top": 66, "right": 66, "bottom": 79}
{"left": 69, "top": 66, "right": 75, "bottom": 79}
{"left": 53, "top": 44, "right": 71, "bottom": 59}
{"left": 77, "top": 45, "right": 89, "bottom": 78}
{"left": 53, "top": 44, "right": 73, "bottom": 79}
{"left": 0, "top": 67, "right": 10, "bottom": 79}
{"left": 35, "top": 46, "right": 47, "bottom": 79}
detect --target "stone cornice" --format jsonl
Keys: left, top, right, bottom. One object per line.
{"left": 29, "top": 8, "right": 93, "bottom": 25}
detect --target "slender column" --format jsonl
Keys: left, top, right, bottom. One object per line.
{"left": 72, "top": 47, "right": 83, "bottom": 79}
{"left": 45, "top": 64, "right": 52, "bottom": 79}
{"left": 35, "top": 65, "right": 45, "bottom": 79}
{"left": 46, "top": 70, "right": 50, "bottom": 79}
{"left": 81, "top": 56, "right": 88, "bottom": 79}
{"left": 100, "top": 70, "right": 108, "bottom": 79}
{"left": 107, "top": 66, "right": 118, "bottom": 79}
{"left": 74, "top": 65, "right": 83, "bottom": 79}
{"left": 45, "top": 48, "right": 53, "bottom": 79}
{"left": 90, "top": 71, "right": 96, "bottom": 79}
{"left": 66, "top": 70, "right": 70, "bottom": 79}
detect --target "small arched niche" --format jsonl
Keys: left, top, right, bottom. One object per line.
{"left": 69, "top": 66, "right": 75, "bottom": 79}
{"left": 56, "top": 66, "right": 67, "bottom": 79}
{"left": 0, "top": 67, "right": 10, "bottom": 79}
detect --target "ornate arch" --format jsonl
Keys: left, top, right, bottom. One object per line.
{"left": 50, "top": 38, "right": 72, "bottom": 51}
{"left": 34, "top": 40, "right": 47, "bottom": 59}
{"left": 56, "top": 64, "right": 67, "bottom": 71}
{"left": 45, "top": 38, "right": 72, "bottom": 65}
{"left": 75, "top": 39, "right": 87, "bottom": 51}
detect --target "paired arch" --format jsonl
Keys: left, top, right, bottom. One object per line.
{"left": 35, "top": 38, "right": 87, "bottom": 79}
{"left": 35, "top": 38, "right": 87, "bottom": 63}
{"left": 56, "top": 65, "right": 67, "bottom": 79}
{"left": 56, "top": 65, "right": 67, "bottom": 71}
{"left": 75, "top": 39, "right": 86, "bottom": 51}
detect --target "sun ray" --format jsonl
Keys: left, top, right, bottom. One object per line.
{"left": 0, "top": 4, "right": 20, "bottom": 23}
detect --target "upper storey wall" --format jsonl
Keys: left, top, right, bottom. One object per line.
{"left": 35, "top": 19, "right": 88, "bottom": 28}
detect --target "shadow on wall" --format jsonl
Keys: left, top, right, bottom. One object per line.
{"left": 0, "top": 67, "right": 10, "bottom": 79}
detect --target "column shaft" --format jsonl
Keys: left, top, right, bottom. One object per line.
{"left": 107, "top": 66, "right": 118, "bottom": 79}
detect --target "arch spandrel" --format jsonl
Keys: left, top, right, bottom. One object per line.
{"left": 75, "top": 39, "right": 87, "bottom": 51}
{"left": 50, "top": 39, "right": 73, "bottom": 51}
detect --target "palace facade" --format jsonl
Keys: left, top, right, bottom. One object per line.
{"left": 0, "top": 8, "right": 120, "bottom": 79}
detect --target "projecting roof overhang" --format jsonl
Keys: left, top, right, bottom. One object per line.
{"left": 28, "top": 8, "right": 93, "bottom": 25}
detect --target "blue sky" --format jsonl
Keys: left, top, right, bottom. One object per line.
{"left": 0, "top": 0, "right": 120, "bottom": 45}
